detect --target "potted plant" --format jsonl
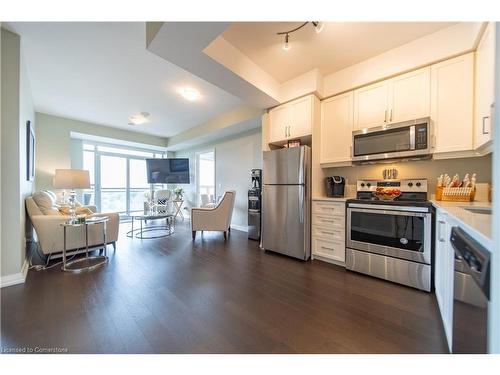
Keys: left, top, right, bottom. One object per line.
{"left": 174, "top": 187, "right": 184, "bottom": 200}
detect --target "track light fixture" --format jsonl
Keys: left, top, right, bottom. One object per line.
{"left": 277, "top": 21, "right": 323, "bottom": 51}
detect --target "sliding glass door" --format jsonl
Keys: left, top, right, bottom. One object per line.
{"left": 100, "top": 155, "right": 127, "bottom": 213}
{"left": 82, "top": 143, "right": 163, "bottom": 217}
{"left": 129, "top": 158, "right": 149, "bottom": 213}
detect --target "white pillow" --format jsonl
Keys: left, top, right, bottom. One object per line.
{"left": 32, "top": 191, "right": 60, "bottom": 215}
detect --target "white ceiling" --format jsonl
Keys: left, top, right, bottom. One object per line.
{"left": 7, "top": 22, "right": 243, "bottom": 137}
{"left": 222, "top": 22, "right": 456, "bottom": 83}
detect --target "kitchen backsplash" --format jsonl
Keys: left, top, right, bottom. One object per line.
{"left": 323, "top": 154, "right": 492, "bottom": 198}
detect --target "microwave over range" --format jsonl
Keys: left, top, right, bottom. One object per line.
{"left": 352, "top": 117, "right": 432, "bottom": 162}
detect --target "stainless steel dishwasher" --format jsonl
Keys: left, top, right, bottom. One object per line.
{"left": 450, "top": 226, "right": 491, "bottom": 353}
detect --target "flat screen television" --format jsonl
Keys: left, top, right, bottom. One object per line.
{"left": 146, "top": 158, "right": 190, "bottom": 184}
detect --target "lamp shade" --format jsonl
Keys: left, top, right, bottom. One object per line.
{"left": 53, "top": 169, "right": 90, "bottom": 189}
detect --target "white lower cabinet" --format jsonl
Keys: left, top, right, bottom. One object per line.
{"left": 311, "top": 200, "right": 345, "bottom": 265}
{"left": 434, "top": 209, "right": 455, "bottom": 352}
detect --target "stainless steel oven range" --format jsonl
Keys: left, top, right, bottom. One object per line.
{"left": 346, "top": 178, "right": 433, "bottom": 291}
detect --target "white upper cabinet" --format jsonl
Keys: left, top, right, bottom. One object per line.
{"left": 474, "top": 22, "right": 496, "bottom": 149}
{"left": 268, "top": 95, "right": 314, "bottom": 143}
{"left": 389, "top": 67, "right": 431, "bottom": 123}
{"left": 353, "top": 81, "right": 389, "bottom": 130}
{"left": 320, "top": 91, "right": 353, "bottom": 165}
{"left": 289, "top": 95, "right": 314, "bottom": 138}
{"left": 353, "top": 66, "right": 430, "bottom": 130}
{"left": 269, "top": 104, "right": 290, "bottom": 143}
{"left": 431, "top": 53, "right": 474, "bottom": 154}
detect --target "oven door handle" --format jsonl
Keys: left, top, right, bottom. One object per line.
{"left": 347, "top": 203, "right": 429, "bottom": 213}
{"left": 347, "top": 207, "right": 428, "bottom": 217}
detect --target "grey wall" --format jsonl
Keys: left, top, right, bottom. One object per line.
{"left": 1, "top": 28, "right": 35, "bottom": 280}
{"left": 174, "top": 128, "right": 262, "bottom": 230}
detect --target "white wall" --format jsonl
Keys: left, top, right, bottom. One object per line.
{"left": 1, "top": 28, "right": 35, "bottom": 284}
{"left": 174, "top": 129, "right": 262, "bottom": 230}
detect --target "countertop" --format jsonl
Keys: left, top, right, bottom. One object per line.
{"left": 431, "top": 200, "right": 492, "bottom": 249}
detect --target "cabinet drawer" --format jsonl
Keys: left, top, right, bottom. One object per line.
{"left": 312, "top": 225, "right": 345, "bottom": 242}
{"left": 312, "top": 214, "right": 345, "bottom": 229}
{"left": 312, "top": 238, "right": 345, "bottom": 262}
{"left": 312, "top": 201, "right": 345, "bottom": 216}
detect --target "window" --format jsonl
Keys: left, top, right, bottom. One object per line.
{"left": 82, "top": 143, "right": 165, "bottom": 216}
{"left": 82, "top": 150, "right": 95, "bottom": 205}
{"left": 100, "top": 155, "right": 127, "bottom": 213}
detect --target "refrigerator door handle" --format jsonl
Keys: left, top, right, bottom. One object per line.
{"left": 299, "top": 184, "right": 304, "bottom": 223}
{"left": 298, "top": 147, "right": 305, "bottom": 185}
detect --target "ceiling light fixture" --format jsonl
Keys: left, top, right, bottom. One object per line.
{"left": 277, "top": 21, "right": 324, "bottom": 51}
{"left": 179, "top": 87, "right": 201, "bottom": 101}
{"left": 128, "top": 111, "right": 150, "bottom": 125}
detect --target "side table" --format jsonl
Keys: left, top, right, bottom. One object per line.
{"left": 60, "top": 216, "right": 109, "bottom": 272}
{"left": 172, "top": 199, "right": 184, "bottom": 219}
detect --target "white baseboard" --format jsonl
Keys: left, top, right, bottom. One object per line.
{"left": 231, "top": 224, "right": 248, "bottom": 232}
{"left": 0, "top": 259, "right": 29, "bottom": 288}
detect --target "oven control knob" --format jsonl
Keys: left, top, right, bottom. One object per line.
{"left": 416, "top": 182, "right": 422, "bottom": 187}
{"left": 360, "top": 183, "right": 365, "bottom": 188}
{"left": 408, "top": 182, "right": 413, "bottom": 187}
{"left": 366, "top": 183, "right": 371, "bottom": 188}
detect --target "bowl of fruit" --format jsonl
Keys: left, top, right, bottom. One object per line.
{"left": 374, "top": 187, "right": 401, "bottom": 201}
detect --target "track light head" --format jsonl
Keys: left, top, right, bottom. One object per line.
{"left": 283, "top": 33, "right": 291, "bottom": 51}
{"left": 312, "top": 21, "right": 324, "bottom": 34}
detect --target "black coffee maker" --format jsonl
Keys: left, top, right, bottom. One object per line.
{"left": 326, "top": 176, "right": 346, "bottom": 198}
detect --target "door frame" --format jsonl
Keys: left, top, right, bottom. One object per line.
{"left": 195, "top": 149, "right": 216, "bottom": 207}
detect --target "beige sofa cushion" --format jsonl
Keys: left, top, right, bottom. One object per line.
{"left": 32, "top": 191, "right": 60, "bottom": 215}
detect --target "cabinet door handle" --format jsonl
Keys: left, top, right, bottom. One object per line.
{"left": 321, "top": 245, "right": 334, "bottom": 251}
{"left": 482, "top": 116, "right": 490, "bottom": 135}
{"left": 438, "top": 220, "right": 446, "bottom": 243}
{"left": 389, "top": 109, "right": 393, "bottom": 122}
{"left": 284, "top": 125, "right": 287, "bottom": 138}
{"left": 384, "top": 110, "right": 387, "bottom": 123}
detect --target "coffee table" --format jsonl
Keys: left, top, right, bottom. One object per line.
{"left": 127, "top": 213, "right": 174, "bottom": 239}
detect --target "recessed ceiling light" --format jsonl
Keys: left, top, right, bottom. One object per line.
{"left": 128, "top": 111, "right": 150, "bottom": 125}
{"left": 179, "top": 87, "right": 201, "bottom": 101}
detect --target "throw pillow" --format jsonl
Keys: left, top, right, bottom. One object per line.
{"left": 58, "top": 206, "right": 94, "bottom": 216}
{"left": 32, "top": 191, "right": 61, "bottom": 215}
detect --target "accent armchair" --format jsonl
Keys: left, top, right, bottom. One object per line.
{"left": 191, "top": 190, "right": 236, "bottom": 240}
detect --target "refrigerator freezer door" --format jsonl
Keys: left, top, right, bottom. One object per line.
{"left": 263, "top": 146, "right": 307, "bottom": 185}
{"left": 262, "top": 184, "right": 310, "bottom": 260}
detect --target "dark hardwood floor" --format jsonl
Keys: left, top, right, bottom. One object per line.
{"left": 1, "top": 220, "right": 448, "bottom": 353}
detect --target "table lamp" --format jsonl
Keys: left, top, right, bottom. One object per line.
{"left": 53, "top": 169, "right": 90, "bottom": 223}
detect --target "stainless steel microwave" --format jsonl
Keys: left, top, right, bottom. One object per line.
{"left": 352, "top": 117, "right": 432, "bottom": 162}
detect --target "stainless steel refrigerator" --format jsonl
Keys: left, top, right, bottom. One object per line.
{"left": 261, "top": 146, "right": 311, "bottom": 260}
